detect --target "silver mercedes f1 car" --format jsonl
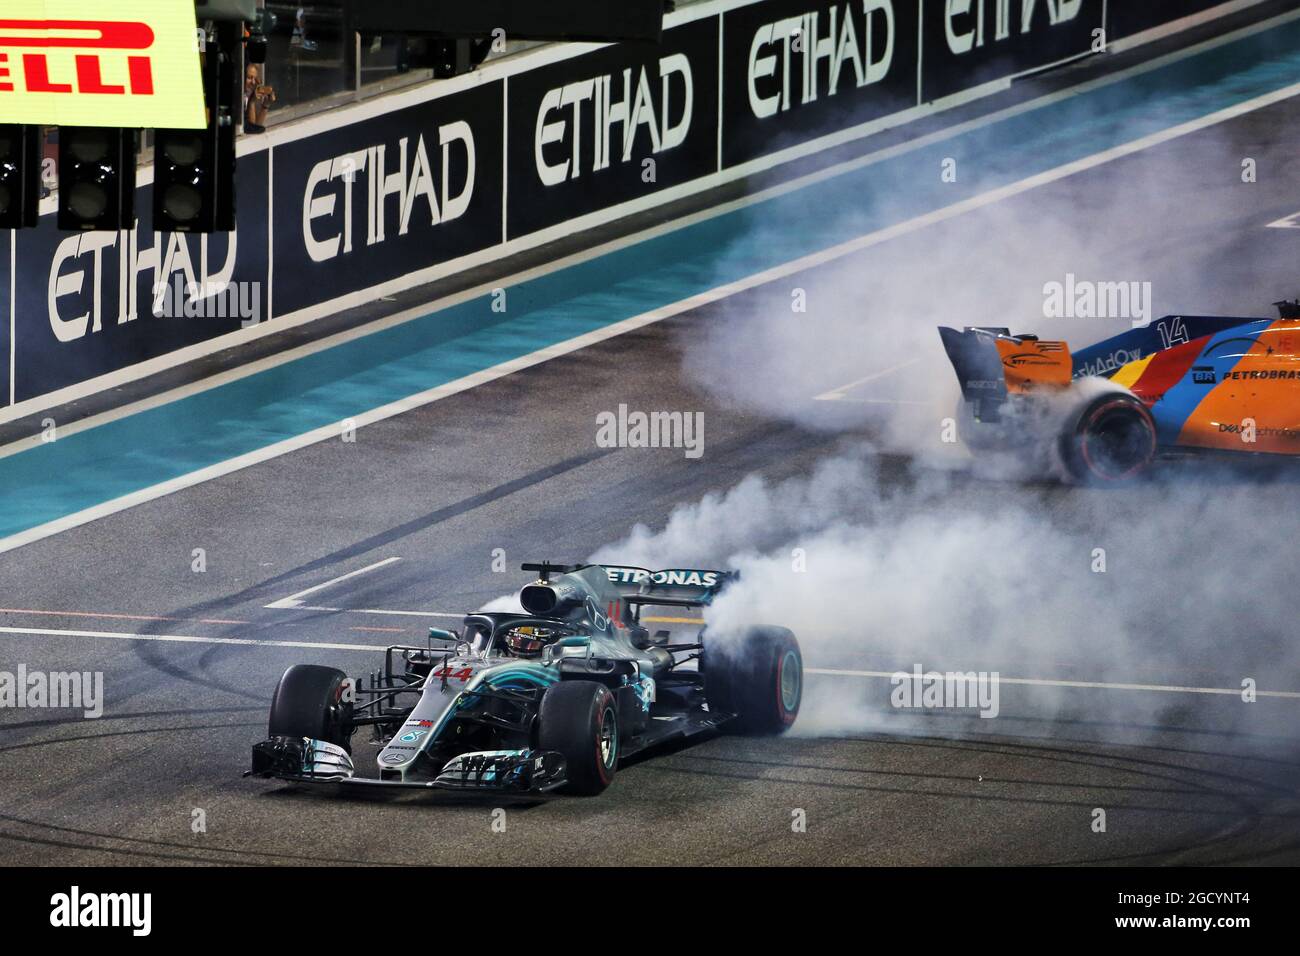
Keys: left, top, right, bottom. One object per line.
{"left": 248, "top": 562, "right": 802, "bottom": 796}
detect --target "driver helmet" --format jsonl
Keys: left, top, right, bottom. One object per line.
{"left": 504, "top": 625, "right": 561, "bottom": 659}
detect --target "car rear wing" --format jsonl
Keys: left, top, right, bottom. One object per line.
{"left": 938, "top": 326, "right": 1073, "bottom": 404}
{"left": 601, "top": 566, "right": 737, "bottom": 606}
{"left": 938, "top": 326, "right": 1012, "bottom": 406}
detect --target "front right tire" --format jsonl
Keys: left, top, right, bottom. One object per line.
{"left": 267, "top": 664, "right": 354, "bottom": 752}
{"left": 539, "top": 680, "right": 619, "bottom": 795}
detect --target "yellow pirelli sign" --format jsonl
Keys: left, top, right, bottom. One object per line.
{"left": 0, "top": 1, "right": 205, "bottom": 128}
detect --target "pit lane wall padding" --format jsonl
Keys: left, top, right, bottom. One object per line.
{"left": 0, "top": 0, "right": 1269, "bottom": 419}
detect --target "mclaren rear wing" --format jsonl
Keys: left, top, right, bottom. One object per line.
{"left": 938, "top": 326, "right": 1072, "bottom": 404}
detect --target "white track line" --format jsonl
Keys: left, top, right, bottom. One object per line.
{"left": 1266, "top": 210, "right": 1300, "bottom": 228}
{"left": 5, "top": 75, "right": 1300, "bottom": 556}
{"left": 263, "top": 557, "right": 401, "bottom": 609}
{"left": 0, "top": 625, "right": 377, "bottom": 653}
{"left": 284, "top": 605, "right": 465, "bottom": 619}
{"left": 807, "top": 667, "right": 1300, "bottom": 699}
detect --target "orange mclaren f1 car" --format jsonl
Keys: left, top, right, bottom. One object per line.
{"left": 939, "top": 301, "right": 1300, "bottom": 482}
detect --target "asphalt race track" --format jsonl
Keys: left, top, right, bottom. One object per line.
{"left": 3, "top": 90, "right": 1300, "bottom": 866}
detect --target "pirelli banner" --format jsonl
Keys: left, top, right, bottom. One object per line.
{"left": 0, "top": 1, "right": 206, "bottom": 127}
{"left": 0, "top": 0, "right": 1273, "bottom": 416}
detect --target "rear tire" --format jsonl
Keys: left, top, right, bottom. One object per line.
{"left": 1058, "top": 392, "right": 1156, "bottom": 483}
{"left": 704, "top": 626, "right": 802, "bottom": 734}
{"left": 539, "top": 681, "right": 619, "bottom": 795}
{"left": 268, "top": 664, "right": 354, "bottom": 752}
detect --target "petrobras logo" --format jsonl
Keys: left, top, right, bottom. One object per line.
{"left": 0, "top": 1, "right": 205, "bottom": 128}
{"left": 534, "top": 53, "right": 694, "bottom": 187}
{"left": 604, "top": 567, "right": 722, "bottom": 589}
{"left": 747, "top": 1, "right": 897, "bottom": 120}
{"left": 302, "top": 125, "right": 476, "bottom": 263}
